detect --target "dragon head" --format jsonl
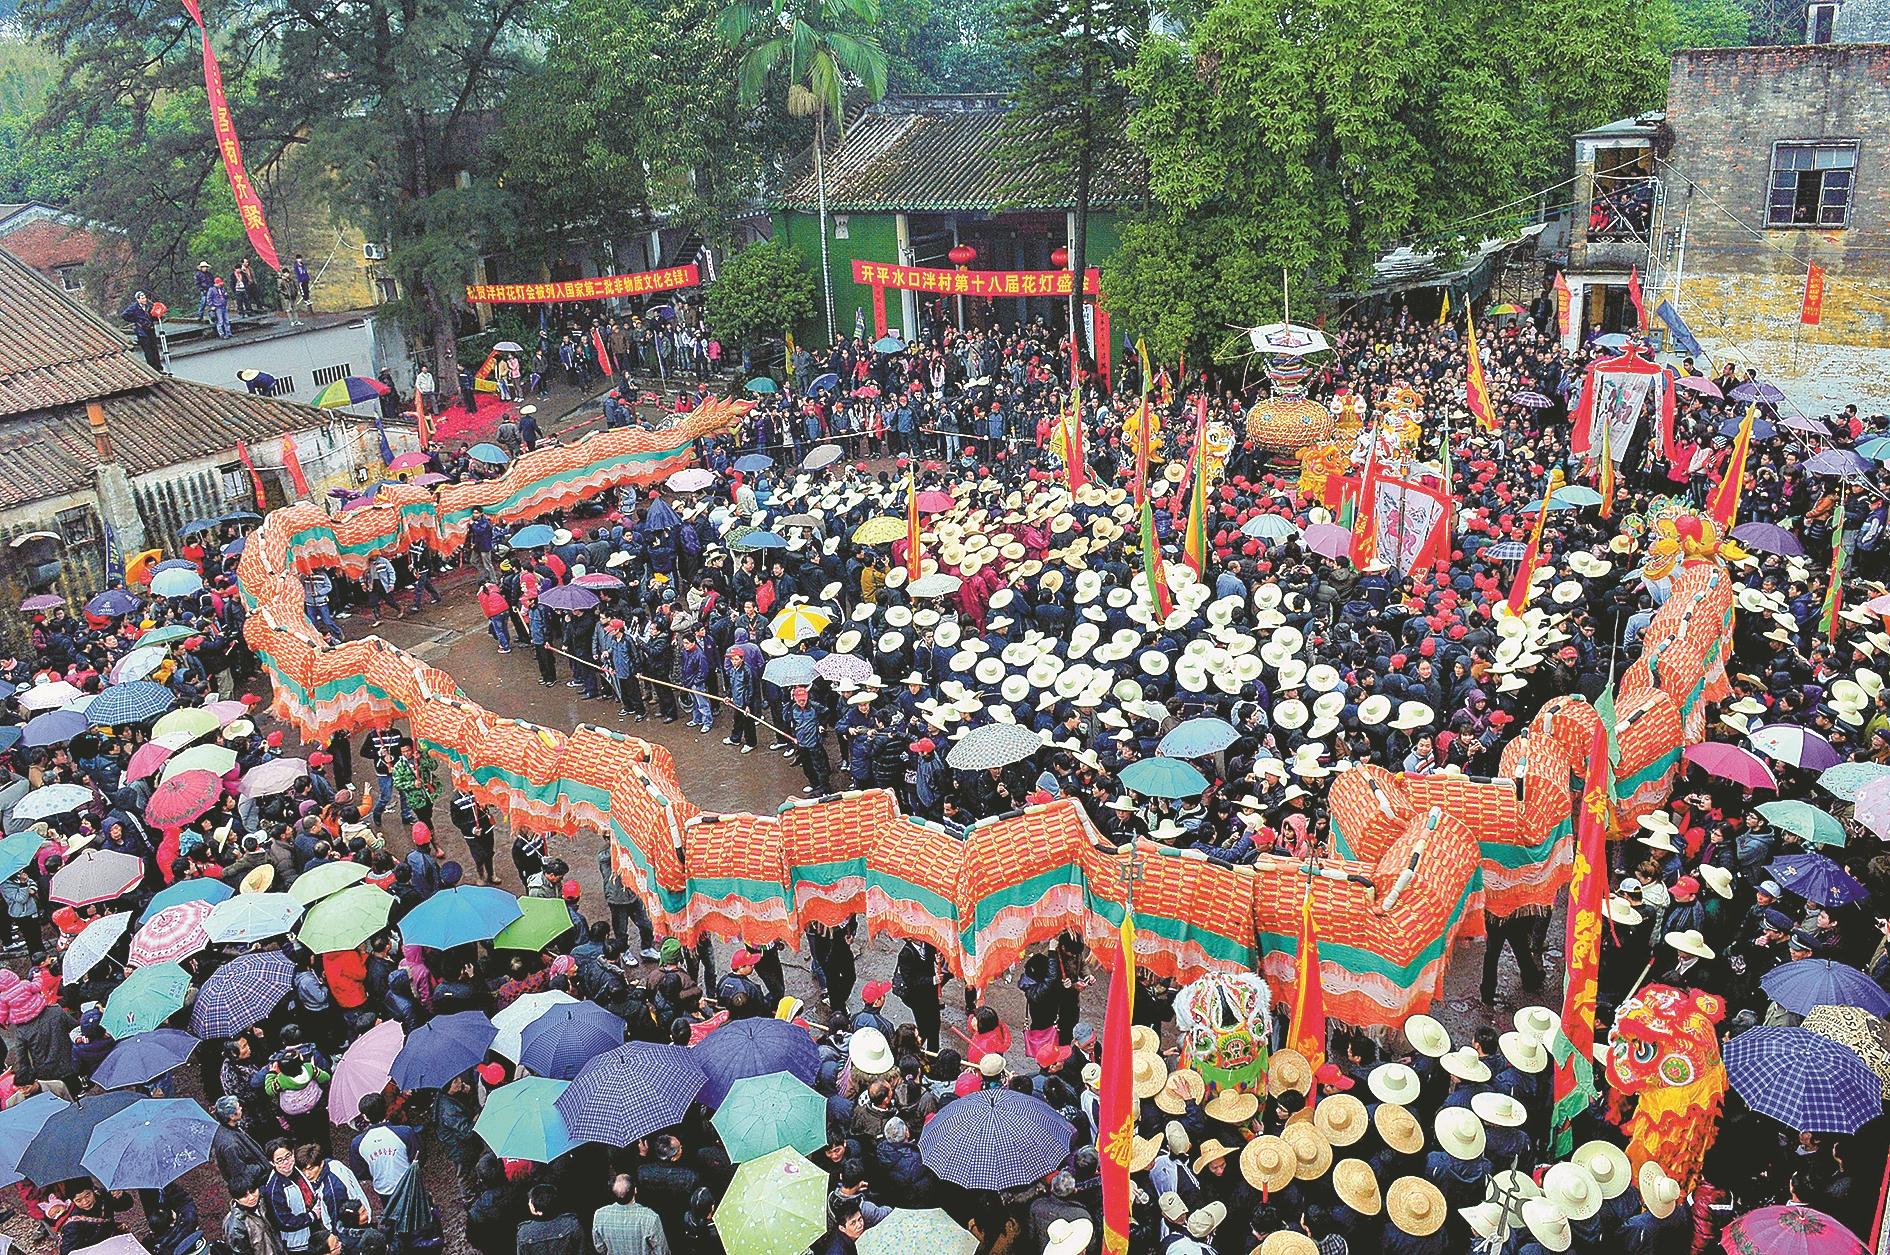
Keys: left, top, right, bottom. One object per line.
{"left": 1606, "top": 983, "right": 1726, "bottom": 1093}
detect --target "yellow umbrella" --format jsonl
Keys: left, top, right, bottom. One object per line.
{"left": 852, "top": 516, "right": 909, "bottom": 545}
{"left": 770, "top": 606, "right": 831, "bottom": 644}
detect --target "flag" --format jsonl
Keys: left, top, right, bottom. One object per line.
{"left": 1598, "top": 417, "right": 1617, "bottom": 519}
{"left": 1550, "top": 718, "right": 1613, "bottom": 1156}
{"left": 591, "top": 326, "right": 614, "bottom": 378}
{"left": 1627, "top": 266, "right": 1648, "bottom": 334}
{"left": 103, "top": 522, "right": 125, "bottom": 588}
{"left": 233, "top": 439, "right": 269, "bottom": 508}
{"left": 180, "top": 0, "right": 280, "bottom": 271}
{"left": 1553, "top": 271, "right": 1572, "bottom": 338}
{"left": 1183, "top": 396, "right": 1209, "bottom": 575}
{"left": 1348, "top": 434, "right": 1380, "bottom": 568}
{"left": 853, "top": 305, "right": 866, "bottom": 340}
{"left": 784, "top": 330, "right": 796, "bottom": 377}
{"left": 1097, "top": 912, "right": 1137, "bottom": 1255}
{"left": 1436, "top": 290, "right": 1451, "bottom": 324}
{"left": 1436, "top": 424, "right": 1454, "bottom": 578}
{"left": 1821, "top": 488, "right": 1849, "bottom": 643}
{"left": 1139, "top": 496, "right": 1173, "bottom": 620}
{"left": 369, "top": 414, "right": 397, "bottom": 466}
{"left": 1504, "top": 476, "right": 1556, "bottom": 616}
{"left": 1655, "top": 300, "right": 1705, "bottom": 358}
{"left": 1464, "top": 308, "right": 1495, "bottom": 432}
{"left": 1801, "top": 264, "right": 1826, "bottom": 326}
{"left": 1059, "top": 387, "right": 1089, "bottom": 493}
{"left": 1708, "top": 404, "right": 1758, "bottom": 530}
{"left": 1096, "top": 305, "right": 1112, "bottom": 394}
{"left": 280, "top": 436, "right": 310, "bottom": 500}
{"left": 1286, "top": 887, "right": 1327, "bottom": 1096}
{"left": 905, "top": 471, "right": 922, "bottom": 581}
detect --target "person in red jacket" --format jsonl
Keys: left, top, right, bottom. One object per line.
{"left": 477, "top": 582, "right": 511, "bottom": 652}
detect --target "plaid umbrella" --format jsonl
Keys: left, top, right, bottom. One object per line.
{"left": 915, "top": 1089, "right": 1075, "bottom": 1191}
{"left": 50, "top": 849, "right": 145, "bottom": 907}
{"left": 556, "top": 1043, "right": 706, "bottom": 1146}
{"left": 945, "top": 721, "right": 1044, "bottom": 771}
{"left": 1720, "top": 1205, "right": 1865, "bottom": 1255}
{"left": 1762, "top": 960, "right": 1890, "bottom": 1018}
{"left": 1723, "top": 1026, "right": 1882, "bottom": 1133}
{"left": 84, "top": 682, "right": 175, "bottom": 728}
{"left": 127, "top": 900, "right": 213, "bottom": 967}
{"left": 1803, "top": 1005, "right": 1890, "bottom": 1100}
{"left": 190, "top": 950, "right": 295, "bottom": 1038}
{"left": 518, "top": 1002, "right": 627, "bottom": 1080}
{"left": 690, "top": 1019, "right": 821, "bottom": 1108}
{"left": 491, "top": 991, "right": 578, "bottom": 1062}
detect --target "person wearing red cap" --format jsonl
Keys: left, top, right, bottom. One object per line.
{"left": 854, "top": 980, "right": 895, "bottom": 1038}
{"left": 715, "top": 949, "right": 767, "bottom": 1019}
{"left": 403, "top": 822, "right": 443, "bottom": 898}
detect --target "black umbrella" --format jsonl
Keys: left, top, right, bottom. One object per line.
{"left": 382, "top": 1164, "right": 441, "bottom": 1254}
{"left": 17, "top": 1090, "right": 141, "bottom": 1186}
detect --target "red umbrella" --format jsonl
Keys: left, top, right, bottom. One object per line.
{"left": 1721, "top": 1206, "right": 1863, "bottom": 1255}
{"left": 388, "top": 453, "right": 430, "bottom": 472}
{"left": 1684, "top": 742, "right": 1779, "bottom": 791}
{"left": 916, "top": 491, "right": 955, "bottom": 514}
{"left": 145, "top": 769, "right": 224, "bottom": 828}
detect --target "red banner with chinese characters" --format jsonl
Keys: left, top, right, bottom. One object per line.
{"left": 181, "top": 0, "right": 280, "bottom": 272}
{"left": 467, "top": 264, "right": 700, "bottom": 305}
{"left": 1801, "top": 263, "right": 1825, "bottom": 325}
{"left": 850, "top": 258, "right": 1101, "bottom": 299}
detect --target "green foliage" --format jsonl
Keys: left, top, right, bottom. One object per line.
{"left": 1651, "top": 0, "right": 1750, "bottom": 49}
{"left": 706, "top": 238, "right": 815, "bottom": 349}
{"left": 878, "top": 0, "right": 1016, "bottom": 92}
{"left": 717, "top": 0, "right": 890, "bottom": 129}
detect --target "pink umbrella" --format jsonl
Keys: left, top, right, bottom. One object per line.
{"left": 1852, "top": 776, "right": 1890, "bottom": 839}
{"left": 1863, "top": 593, "right": 1890, "bottom": 616}
{"left": 388, "top": 452, "right": 430, "bottom": 472}
{"left": 414, "top": 472, "right": 450, "bottom": 487}
{"left": 916, "top": 491, "right": 955, "bottom": 514}
{"left": 329, "top": 1018, "right": 406, "bottom": 1122}
{"left": 574, "top": 573, "right": 624, "bottom": 590}
{"left": 1720, "top": 1205, "right": 1864, "bottom": 1255}
{"left": 1303, "top": 521, "right": 1352, "bottom": 561}
{"left": 1685, "top": 741, "right": 1779, "bottom": 790}
{"left": 204, "top": 700, "right": 248, "bottom": 726}
{"left": 1676, "top": 376, "right": 1723, "bottom": 398}
{"left": 128, "top": 900, "right": 213, "bottom": 967}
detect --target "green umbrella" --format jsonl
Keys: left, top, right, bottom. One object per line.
{"left": 1756, "top": 800, "right": 1848, "bottom": 848}
{"left": 857, "top": 1210, "right": 978, "bottom": 1255}
{"left": 492, "top": 896, "right": 576, "bottom": 952}
{"left": 297, "top": 884, "right": 393, "bottom": 953}
{"left": 287, "top": 860, "right": 370, "bottom": 907}
{"left": 743, "top": 377, "right": 777, "bottom": 395}
{"left": 102, "top": 961, "right": 191, "bottom": 1038}
{"left": 160, "top": 744, "right": 238, "bottom": 781}
{"left": 718, "top": 1147, "right": 827, "bottom": 1255}
{"left": 134, "top": 625, "right": 196, "bottom": 649}
{"left": 151, "top": 707, "right": 222, "bottom": 741}
{"left": 711, "top": 1072, "right": 827, "bottom": 1163}
{"left": 474, "top": 1077, "right": 578, "bottom": 1162}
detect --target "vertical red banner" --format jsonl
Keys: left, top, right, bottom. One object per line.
{"left": 1097, "top": 913, "right": 1137, "bottom": 1255}
{"left": 1801, "top": 263, "right": 1825, "bottom": 325}
{"left": 870, "top": 284, "right": 888, "bottom": 337}
{"left": 1553, "top": 271, "right": 1572, "bottom": 338}
{"left": 1095, "top": 304, "right": 1111, "bottom": 394}
{"left": 181, "top": 0, "right": 281, "bottom": 272}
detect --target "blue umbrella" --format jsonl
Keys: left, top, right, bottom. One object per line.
{"left": 17, "top": 1090, "right": 141, "bottom": 1186}
{"left": 85, "top": 589, "right": 141, "bottom": 618}
{"left": 223, "top": 536, "right": 247, "bottom": 557}
{"left": 151, "top": 559, "right": 200, "bottom": 574}
{"left": 138, "top": 877, "right": 234, "bottom": 925}
{"left": 468, "top": 442, "right": 510, "bottom": 464}
{"left": 1485, "top": 540, "right": 1530, "bottom": 560}
{"left": 1819, "top": 761, "right": 1890, "bottom": 802}
{"left": 519, "top": 1002, "right": 627, "bottom": 1081}
{"left": 1767, "top": 854, "right": 1871, "bottom": 907}
{"left": 872, "top": 336, "right": 905, "bottom": 353}
{"left": 1857, "top": 435, "right": 1890, "bottom": 463}
{"left": 1549, "top": 485, "right": 1603, "bottom": 507}
{"left": 1158, "top": 716, "right": 1241, "bottom": 760}
{"left": 391, "top": 1011, "right": 497, "bottom": 1090}
{"left": 1594, "top": 333, "right": 1631, "bottom": 349}
{"left": 732, "top": 529, "right": 787, "bottom": 552}
{"left": 177, "top": 519, "right": 220, "bottom": 538}
{"left": 1241, "top": 514, "right": 1298, "bottom": 542}
{"left": 475, "top": 1077, "right": 578, "bottom": 1162}
{"left": 399, "top": 886, "right": 523, "bottom": 950}
{"left": 915, "top": 1090, "right": 1075, "bottom": 1191}
{"left": 81, "top": 1096, "right": 216, "bottom": 1189}
{"left": 762, "top": 655, "right": 819, "bottom": 687}
{"left": 85, "top": 681, "right": 177, "bottom": 728}
{"left": 91, "top": 1029, "right": 202, "bottom": 1090}
{"left": 0, "top": 725, "right": 17, "bottom": 753}
{"left": 690, "top": 1018, "right": 821, "bottom": 1108}
{"left": 645, "top": 498, "right": 681, "bottom": 530}
{"left": 150, "top": 568, "right": 203, "bottom": 598}
{"left": 733, "top": 454, "right": 774, "bottom": 473}
{"left": 0, "top": 832, "right": 47, "bottom": 882}
{"left": 218, "top": 511, "right": 262, "bottom": 525}
{"left": 1720, "top": 415, "right": 1777, "bottom": 440}
{"left": 556, "top": 1043, "right": 707, "bottom": 1146}
{"left": 23, "top": 709, "right": 86, "bottom": 748}
{"left": 1723, "top": 1026, "right": 1881, "bottom": 1133}
{"left": 0, "top": 1092, "right": 70, "bottom": 1183}
{"left": 1731, "top": 381, "right": 1787, "bottom": 404}
{"left": 1806, "top": 449, "right": 1873, "bottom": 478}
{"left": 509, "top": 523, "right": 555, "bottom": 548}
{"left": 1761, "top": 959, "right": 1890, "bottom": 1017}
{"left": 190, "top": 950, "right": 296, "bottom": 1039}
{"left": 1119, "top": 756, "right": 1211, "bottom": 799}
{"left": 808, "top": 372, "right": 840, "bottom": 394}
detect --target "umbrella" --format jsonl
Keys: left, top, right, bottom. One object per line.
{"left": 388, "top": 452, "right": 430, "bottom": 472}
{"left": 1246, "top": 322, "right": 1330, "bottom": 356}
{"left": 0, "top": 1092, "right": 71, "bottom": 1180}
{"left": 239, "top": 757, "right": 310, "bottom": 799}
{"left": 872, "top": 335, "right": 906, "bottom": 353}
{"left": 161, "top": 745, "right": 238, "bottom": 781}
{"left": 537, "top": 584, "right": 599, "bottom": 613}
{"left": 1303, "top": 521, "right": 1351, "bottom": 560}
{"left": 916, "top": 1089, "right": 1075, "bottom": 1191}
{"left": 808, "top": 372, "right": 839, "bottom": 393}
{"left": 64, "top": 911, "right": 132, "bottom": 982}
{"left": 916, "top": 490, "right": 955, "bottom": 513}
{"left": 493, "top": 340, "right": 524, "bottom": 352}
{"left": 145, "top": 769, "right": 224, "bottom": 827}
{"left": 140, "top": 878, "right": 233, "bottom": 926}
{"left": 16, "top": 679, "right": 81, "bottom": 710}
{"left": 761, "top": 655, "right": 818, "bottom": 688}
{"left": 1719, "top": 1206, "right": 1864, "bottom": 1255}
{"left": 732, "top": 529, "right": 787, "bottom": 552}
{"left": 298, "top": 883, "right": 394, "bottom": 952}
{"left": 1241, "top": 514, "right": 1299, "bottom": 542}
{"left": 1676, "top": 376, "right": 1723, "bottom": 397}
{"left": 646, "top": 499, "right": 682, "bottom": 530}
{"left": 1724, "top": 1026, "right": 1881, "bottom": 1133}
{"left": 1762, "top": 960, "right": 1890, "bottom": 1018}
{"left": 392, "top": 1011, "right": 497, "bottom": 1090}
{"left": 510, "top": 524, "right": 555, "bottom": 548}
{"left": 0, "top": 831, "right": 46, "bottom": 882}
{"left": 1508, "top": 389, "right": 1553, "bottom": 408}
{"left": 802, "top": 444, "right": 842, "bottom": 471}
{"left": 286, "top": 859, "right": 369, "bottom": 906}
{"left": 857, "top": 1210, "right": 978, "bottom": 1255}
{"left": 1821, "top": 762, "right": 1890, "bottom": 803}
{"left": 1767, "top": 853, "right": 1871, "bottom": 906}
{"left": 1484, "top": 540, "right": 1530, "bottom": 560}
{"left": 1684, "top": 742, "right": 1778, "bottom": 790}
{"left": 743, "top": 377, "right": 777, "bottom": 394}
{"left": 468, "top": 442, "right": 510, "bottom": 464}
{"left": 946, "top": 721, "right": 1045, "bottom": 771}
{"left": 85, "top": 589, "right": 141, "bottom": 618}
{"left": 110, "top": 648, "right": 169, "bottom": 685}
{"left": 1858, "top": 438, "right": 1890, "bottom": 463}
{"left": 135, "top": 625, "right": 196, "bottom": 649}
{"left": 690, "top": 1018, "right": 821, "bottom": 1108}
{"left": 492, "top": 896, "right": 575, "bottom": 952}
{"left": 399, "top": 885, "right": 523, "bottom": 950}
{"left": 0, "top": 725, "right": 16, "bottom": 755}
{"left": 149, "top": 568, "right": 203, "bottom": 598}
{"left": 1754, "top": 800, "right": 1846, "bottom": 848}
{"left": 85, "top": 682, "right": 175, "bottom": 728}
{"left": 1549, "top": 485, "right": 1603, "bottom": 508}
{"left": 23, "top": 709, "right": 86, "bottom": 747}
{"left": 908, "top": 573, "right": 963, "bottom": 598}
{"left": 733, "top": 454, "right": 774, "bottom": 473}
{"left": 1749, "top": 724, "right": 1842, "bottom": 771}
{"left": 382, "top": 1165, "right": 437, "bottom": 1247}
{"left": 1851, "top": 775, "right": 1890, "bottom": 837}
{"left": 1731, "top": 380, "right": 1787, "bottom": 403}
{"left": 127, "top": 900, "right": 213, "bottom": 967}
{"left": 852, "top": 516, "right": 909, "bottom": 544}
{"left": 1720, "top": 415, "right": 1778, "bottom": 440}
{"left": 573, "top": 573, "right": 624, "bottom": 591}
{"left": 92, "top": 1030, "right": 201, "bottom": 1090}
{"left": 1730, "top": 522, "right": 1807, "bottom": 557}
{"left": 1120, "top": 756, "right": 1211, "bottom": 798}
{"left": 475, "top": 1077, "right": 577, "bottom": 1162}
{"left": 153, "top": 707, "right": 221, "bottom": 741}
{"left": 519, "top": 1002, "right": 627, "bottom": 1080}
{"left": 771, "top": 605, "right": 831, "bottom": 644}
{"left": 814, "top": 652, "right": 876, "bottom": 684}
{"left": 717, "top": 1148, "right": 828, "bottom": 1255}
{"left": 1806, "top": 449, "right": 1873, "bottom": 478}
{"left": 1594, "top": 333, "right": 1631, "bottom": 348}
{"left": 711, "top": 1072, "right": 827, "bottom": 1162}
{"left": 204, "top": 892, "right": 302, "bottom": 944}
{"left": 555, "top": 1043, "right": 706, "bottom": 1146}
{"left": 413, "top": 473, "right": 449, "bottom": 487}
{"left": 313, "top": 375, "right": 392, "bottom": 408}
{"left": 667, "top": 468, "right": 716, "bottom": 492}
{"left": 329, "top": 1019, "right": 406, "bottom": 1122}
{"left": 16, "top": 1090, "right": 142, "bottom": 1186}
{"left": 19, "top": 594, "right": 63, "bottom": 613}
{"left": 1160, "top": 716, "right": 1241, "bottom": 759}
{"left": 1803, "top": 1006, "right": 1890, "bottom": 1100}
{"left": 491, "top": 991, "right": 578, "bottom": 1062}
{"left": 50, "top": 849, "right": 146, "bottom": 907}
{"left": 190, "top": 950, "right": 296, "bottom": 1038}
{"left": 102, "top": 962, "right": 191, "bottom": 1038}
{"left": 11, "top": 782, "right": 93, "bottom": 822}
{"left": 1782, "top": 414, "right": 1832, "bottom": 434}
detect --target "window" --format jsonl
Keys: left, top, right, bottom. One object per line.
{"left": 219, "top": 462, "right": 249, "bottom": 502}
{"left": 1808, "top": 2, "right": 1837, "bottom": 42}
{"left": 54, "top": 505, "right": 96, "bottom": 548}
{"left": 312, "top": 363, "right": 352, "bottom": 388}
{"left": 54, "top": 265, "right": 83, "bottom": 293}
{"left": 1768, "top": 141, "right": 1857, "bottom": 227}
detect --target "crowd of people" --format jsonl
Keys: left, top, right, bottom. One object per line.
{"left": 3, "top": 286, "right": 1889, "bottom": 1255}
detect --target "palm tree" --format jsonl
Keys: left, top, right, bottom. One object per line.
{"left": 717, "top": 0, "right": 889, "bottom": 342}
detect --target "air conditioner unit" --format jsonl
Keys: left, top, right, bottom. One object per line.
{"left": 363, "top": 242, "right": 387, "bottom": 261}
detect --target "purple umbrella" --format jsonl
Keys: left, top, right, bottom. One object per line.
{"left": 1729, "top": 523, "right": 1806, "bottom": 557}
{"left": 1781, "top": 414, "right": 1831, "bottom": 435}
{"left": 1676, "top": 376, "right": 1723, "bottom": 398}
{"left": 1748, "top": 724, "right": 1842, "bottom": 771}
{"left": 1510, "top": 391, "right": 1554, "bottom": 408}
{"left": 1768, "top": 854, "right": 1871, "bottom": 907}
{"left": 1761, "top": 959, "right": 1890, "bottom": 1017}
{"left": 1731, "top": 381, "right": 1787, "bottom": 404}
{"left": 1302, "top": 522, "right": 1351, "bottom": 561}
{"left": 19, "top": 594, "right": 62, "bottom": 612}
{"left": 330, "top": 1020, "right": 405, "bottom": 1122}
{"left": 814, "top": 652, "right": 876, "bottom": 684}
{"left": 22, "top": 709, "right": 87, "bottom": 747}
{"left": 1684, "top": 741, "right": 1779, "bottom": 790}
{"left": 1806, "top": 449, "right": 1873, "bottom": 477}
{"left": 1723, "top": 1026, "right": 1880, "bottom": 1133}
{"left": 537, "top": 584, "right": 600, "bottom": 613}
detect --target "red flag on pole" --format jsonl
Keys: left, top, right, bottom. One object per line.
{"left": 1627, "top": 266, "right": 1649, "bottom": 334}
{"left": 279, "top": 436, "right": 310, "bottom": 500}
{"left": 1553, "top": 271, "right": 1572, "bottom": 339}
{"left": 905, "top": 471, "right": 922, "bottom": 581}
{"left": 180, "top": 0, "right": 281, "bottom": 272}
{"left": 1097, "top": 910, "right": 1137, "bottom": 1255}
{"left": 1286, "top": 888, "right": 1326, "bottom": 1099}
{"left": 1708, "top": 404, "right": 1758, "bottom": 531}
{"left": 1348, "top": 437, "right": 1380, "bottom": 568}
{"left": 1550, "top": 718, "right": 1612, "bottom": 1154}
{"left": 591, "top": 326, "right": 614, "bottom": 378}
{"left": 1504, "top": 477, "right": 1555, "bottom": 616}
{"left": 233, "top": 439, "right": 269, "bottom": 508}
{"left": 1464, "top": 308, "right": 1496, "bottom": 432}
{"left": 1801, "top": 264, "right": 1826, "bottom": 326}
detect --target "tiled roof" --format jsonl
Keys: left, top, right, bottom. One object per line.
{"left": 0, "top": 246, "right": 154, "bottom": 418}
{"left": 777, "top": 94, "right": 1141, "bottom": 213}
{"left": 0, "top": 375, "right": 338, "bottom": 510}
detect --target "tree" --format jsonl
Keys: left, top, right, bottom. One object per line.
{"left": 878, "top": 0, "right": 1017, "bottom": 92}
{"left": 1652, "top": 0, "right": 1750, "bottom": 49}
{"left": 706, "top": 238, "right": 816, "bottom": 350}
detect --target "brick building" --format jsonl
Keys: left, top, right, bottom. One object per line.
{"left": 0, "top": 202, "right": 134, "bottom": 312}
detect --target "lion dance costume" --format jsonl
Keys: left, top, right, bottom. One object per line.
{"left": 1604, "top": 983, "right": 1728, "bottom": 1190}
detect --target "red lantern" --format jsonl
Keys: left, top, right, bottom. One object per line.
{"left": 947, "top": 244, "right": 976, "bottom": 267}
{"left": 1050, "top": 246, "right": 1070, "bottom": 269}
